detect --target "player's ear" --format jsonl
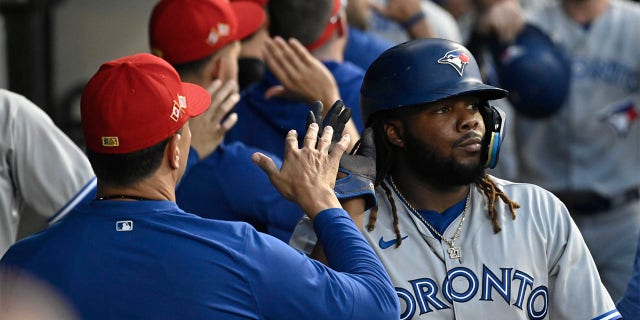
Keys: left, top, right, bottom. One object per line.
{"left": 167, "top": 133, "right": 182, "bottom": 170}
{"left": 384, "top": 120, "right": 405, "bottom": 148}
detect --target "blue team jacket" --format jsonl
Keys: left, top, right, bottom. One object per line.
{"left": 1, "top": 201, "right": 399, "bottom": 319}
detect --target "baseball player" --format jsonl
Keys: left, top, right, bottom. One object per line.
{"left": 291, "top": 38, "right": 620, "bottom": 319}
{"left": 0, "top": 53, "right": 399, "bottom": 319}
{"left": 150, "top": 0, "right": 314, "bottom": 241}
{"left": 0, "top": 89, "right": 96, "bottom": 257}
{"left": 510, "top": 0, "right": 640, "bottom": 301}
{"left": 226, "top": 0, "right": 363, "bottom": 158}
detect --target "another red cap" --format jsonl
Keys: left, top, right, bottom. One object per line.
{"left": 232, "top": 1, "right": 267, "bottom": 41}
{"left": 149, "top": 0, "right": 265, "bottom": 65}
{"left": 81, "top": 53, "right": 211, "bottom": 154}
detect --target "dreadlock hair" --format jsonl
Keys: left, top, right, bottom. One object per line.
{"left": 365, "top": 106, "right": 520, "bottom": 248}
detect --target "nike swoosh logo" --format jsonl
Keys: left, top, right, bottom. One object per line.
{"left": 378, "top": 235, "right": 408, "bottom": 249}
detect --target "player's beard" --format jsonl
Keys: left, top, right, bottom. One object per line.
{"left": 403, "top": 130, "right": 485, "bottom": 190}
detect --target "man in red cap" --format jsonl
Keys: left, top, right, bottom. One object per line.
{"left": 149, "top": 0, "right": 340, "bottom": 241}
{"left": 0, "top": 52, "right": 400, "bottom": 319}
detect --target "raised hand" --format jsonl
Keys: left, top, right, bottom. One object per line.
{"left": 189, "top": 80, "right": 239, "bottom": 159}
{"left": 252, "top": 123, "right": 351, "bottom": 219}
{"left": 263, "top": 36, "right": 341, "bottom": 114}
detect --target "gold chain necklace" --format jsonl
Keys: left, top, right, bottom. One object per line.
{"left": 389, "top": 177, "right": 470, "bottom": 260}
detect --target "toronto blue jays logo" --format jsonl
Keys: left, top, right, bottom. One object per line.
{"left": 438, "top": 49, "right": 470, "bottom": 76}
{"left": 600, "top": 99, "right": 638, "bottom": 137}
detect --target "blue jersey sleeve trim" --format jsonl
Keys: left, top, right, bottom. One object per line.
{"left": 48, "top": 176, "right": 97, "bottom": 224}
{"left": 593, "top": 309, "right": 622, "bottom": 320}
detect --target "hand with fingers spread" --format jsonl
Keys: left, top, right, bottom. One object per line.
{"left": 263, "top": 36, "right": 341, "bottom": 114}
{"left": 306, "top": 100, "right": 352, "bottom": 146}
{"left": 189, "top": 79, "right": 240, "bottom": 159}
{"left": 252, "top": 123, "right": 351, "bottom": 219}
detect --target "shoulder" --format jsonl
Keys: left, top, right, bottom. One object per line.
{"left": 483, "top": 175, "right": 573, "bottom": 227}
{"left": 486, "top": 175, "right": 557, "bottom": 199}
{"left": 0, "top": 89, "right": 52, "bottom": 125}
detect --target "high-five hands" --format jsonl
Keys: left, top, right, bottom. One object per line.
{"left": 252, "top": 123, "right": 351, "bottom": 219}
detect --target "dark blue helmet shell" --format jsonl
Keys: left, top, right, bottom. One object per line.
{"left": 493, "top": 24, "right": 570, "bottom": 118}
{"left": 360, "top": 38, "right": 508, "bottom": 125}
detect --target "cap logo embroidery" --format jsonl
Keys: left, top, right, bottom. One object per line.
{"left": 170, "top": 95, "right": 187, "bottom": 122}
{"left": 207, "top": 28, "right": 219, "bottom": 46}
{"left": 437, "top": 49, "right": 470, "bottom": 76}
{"left": 102, "top": 136, "right": 120, "bottom": 147}
{"left": 218, "top": 23, "right": 230, "bottom": 36}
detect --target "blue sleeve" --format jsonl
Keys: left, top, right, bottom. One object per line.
{"left": 243, "top": 208, "right": 399, "bottom": 320}
{"left": 176, "top": 142, "right": 305, "bottom": 242}
{"left": 617, "top": 235, "right": 640, "bottom": 319}
{"left": 217, "top": 143, "right": 304, "bottom": 241}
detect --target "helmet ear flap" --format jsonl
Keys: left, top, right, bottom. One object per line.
{"left": 480, "top": 104, "right": 506, "bottom": 169}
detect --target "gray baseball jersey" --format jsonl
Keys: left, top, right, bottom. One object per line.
{"left": 367, "top": 177, "right": 618, "bottom": 319}
{"left": 291, "top": 175, "right": 619, "bottom": 319}
{"left": 517, "top": 0, "right": 640, "bottom": 196}
{"left": 0, "top": 89, "right": 96, "bottom": 256}
{"left": 515, "top": 0, "right": 640, "bottom": 300}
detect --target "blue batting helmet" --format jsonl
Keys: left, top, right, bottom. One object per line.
{"left": 360, "top": 38, "right": 507, "bottom": 124}
{"left": 492, "top": 24, "right": 570, "bottom": 118}
{"left": 360, "top": 38, "right": 509, "bottom": 168}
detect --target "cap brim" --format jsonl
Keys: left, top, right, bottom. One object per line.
{"left": 181, "top": 82, "right": 211, "bottom": 117}
{"left": 230, "top": 1, "right": 266, "bottom": 41}
{"left": 436, "top": 81, "right": 508, "bottom": 102}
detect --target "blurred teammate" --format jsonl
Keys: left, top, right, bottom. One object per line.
{"left": 512, "top": 0, "right": 640, "bottom": 300}
{"left": 0, "top": 89, "right": 96, "bottom": 256}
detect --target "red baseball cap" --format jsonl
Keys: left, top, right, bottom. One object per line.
{"left": 81, "top": 53, "right": 211, "bottom": 154}
{"left": 149, "top": 0, "right": 265, "bottom": 65}
{"left": 232, "top": 1, "right": 267, "bottom": 41}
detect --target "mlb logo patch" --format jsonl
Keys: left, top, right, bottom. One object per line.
{"left": 116, "top": 220, "right": 133, "bottom": 232}
{"left": 102, "top": 136, "right": 119, "bottom": 147}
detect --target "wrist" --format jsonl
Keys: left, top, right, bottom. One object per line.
{"left": 401, "top": 11, "right": 426, "bottom": 31}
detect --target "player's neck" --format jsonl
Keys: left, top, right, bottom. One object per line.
{"left": 563, "top": 0, "right": 608, "bottom": 25}
{"left": 96, "top": 179, "right": 175, "bottom": 202}
{"left": 389, "top": 172, "right": 469, "bottom": 213}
